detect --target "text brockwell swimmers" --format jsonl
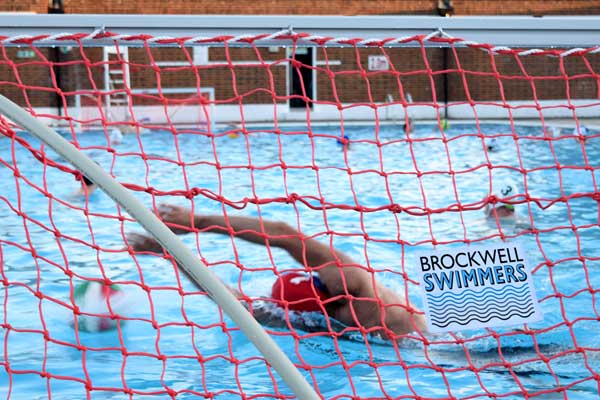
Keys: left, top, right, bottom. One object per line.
{"left": 419, "top": 247, "right": 528, "bottom": 292}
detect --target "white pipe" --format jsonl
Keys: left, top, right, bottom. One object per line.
{"left": 0, "top": 94, "right": 320, "bottom": 400}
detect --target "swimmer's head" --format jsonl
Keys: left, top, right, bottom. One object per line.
{"left": 78, "top": 173, "right": 97, "bottom": 196}
{"left": 76, "top": 160, "right": 100, "bottom": 194}
{"left": 82, "top": 174, "right": 94, "bottom": 187}
{"left": 573, "top": 125, "right": 590, "bottom": 136}
{"left": 486, "top": 138, "right": 498, "bottom": 152}
{"left": 336, "top": 134, "right": 350, "bottom": 148}
{"left": 572, "top": 125, "right": 590, "bottom": 143}
{"left": 403, "top": 119, "right": 412, "bottom": 134}
{"left": 271, "top": 272, "right": 328, "bottom": 312}
{"left": 109, "top": 128, "right": 123, "bottom": 144}
{"left": 490, "top": 180, "right": 518, "bottom": 217}
{"left": 548, "top": 126, "right": 561, "bottom": 137}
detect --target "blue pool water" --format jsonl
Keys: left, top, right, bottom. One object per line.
{"left": 1, "top": 122, "right": 599, "bottom": 399}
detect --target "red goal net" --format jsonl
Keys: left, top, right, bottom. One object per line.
{"left": 0, "top": 28, "right": 598, "bottom": 399}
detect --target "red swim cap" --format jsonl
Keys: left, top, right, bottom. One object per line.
{"left": 271, "top": 272, "right": 328, "bottom": 312}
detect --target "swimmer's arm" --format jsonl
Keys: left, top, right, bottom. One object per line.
{"left": 195, "top": 213, "right": 381, "bottom": 314}
{"left": 159, "top": 205, "right": 356, "bottom": 273}
{"left": 157, "top": 205, "right": 404, "bottom": 310}
{"left": 158, "top": 204, "right": 340, "bottom": 255}
{"left": 158, "top": 204, "right": 370, "bottom": 294}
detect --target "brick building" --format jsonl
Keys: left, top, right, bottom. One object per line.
{"left": 0, "top": 1, "right": 599, "bottom": 125}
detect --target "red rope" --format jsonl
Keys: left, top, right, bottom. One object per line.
{"left": 0, "top": 34, "right": 598, "bottom": 400}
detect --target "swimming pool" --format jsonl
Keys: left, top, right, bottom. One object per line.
{"left": 1, "top": 122, "right": 598, "bottom": 399}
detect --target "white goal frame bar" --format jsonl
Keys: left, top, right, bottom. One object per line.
{"left": 1, "top": 14, "right": 600, "bottom": 47}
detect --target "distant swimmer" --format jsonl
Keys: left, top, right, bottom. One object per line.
{"left": 225, "top": 121, "right": 241, "bottom": 138}
{"left": 109, "top": 128, "right": 123, "bottom": 145}
{"left": 485, "top": 180, "right": 517, "bottom": 220}
{"left": 547, "top": 126, "right": 561, "bottom": 138}
{"left": 486, "top": 138, "right": 498, "bottom": 152}
{"left": 404, "top": 118, "right": 413, "bottom": 134}
{"left": 572, "top": 125, "right": 591, "bottom": 142}
{"left": 572, "top": 125, "right": 589, "bottom": 136}
{"left": 75, "top": 172, "right": 98, "bottom": 196}
{"left": 74, "top": 160, "right": 101, "bottom": 197}
{"left": 404, "top": 93, "right": 414, "bottom": 134}
{"left": 336, "top": 134, "right": 350, "bottom": 149}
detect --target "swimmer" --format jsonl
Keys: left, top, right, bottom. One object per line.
{"left": 75, "top": 172, "right": 97, "bottom": 196}
{"left": 223, "top": 121, "right": 242, "bottom": 138}
{"left": 572, "top": 125, "right": 589, "bottom": 136}
{"left": 128, "top": 204, "right": 427, "bottom": 339}
{"left": 486, "top": 138, "right": 498, "bottom": 152}
{"left": 109, "top": 128, "right": 123, "bottom": 145}
{"left": 74, "top": 160, "right": 100, "bottom": 196}
{"left": 484, "top": 181, "right": 517, "bottom": 220}
{"left": 484, "top": 180, "right": 533, "bottom": 230}
{"left": 404, "top": 93, "right": 414, "bottom": 134}
{"left": 572, "top": 125, "right": 590, "bottom": 142}
{"left": 336, "top": 134, "right": 350, "bottom": 149}
{"left": 403, "top": 118, "right": 413, "bottom": 134}
{"left": 547, "top": 126, "right": 561, "bottom": 138}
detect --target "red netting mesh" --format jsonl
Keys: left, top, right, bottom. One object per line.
{"left": 0, "top": 31, "right": 599, "bottom": 399}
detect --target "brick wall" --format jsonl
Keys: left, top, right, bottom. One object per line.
{"left": 448, "top": 48, "right": 600, "bottom": 102}
{"left": 1, "top": 1, "right": 599, "bottom": 111}
{"left": 0, "top": 0, "right": 46, "bottom": 14}
{"left": 317, "top": 48, "right": 445, "bottom": 104}
{"left": 61, "top": 0, "right": 429, "bottom": 15}
{"left": 3, "top": 45, "right": 596, "bottom": 109}
{"left": 0, "top": 48, "right": 58, "bottom": 108}
{"left": 453, "top": 1, "right": 600, "bottom": 16}
{"left": 3, "top": 0, "right": 600, "bottom": 15}
{"left": 56, "top": 1, "right": 600, "bottom": 16}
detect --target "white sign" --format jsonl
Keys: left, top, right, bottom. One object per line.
{"left": 417, "top": 243, "right": 542, "bottom": 333}
{"left": 16, "top": 50, "right": 35, "bottom": 59}
{"left": 368, "top": 55, "right": 389, "bottom": 71}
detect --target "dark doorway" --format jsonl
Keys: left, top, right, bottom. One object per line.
{"left": 289, "top": 47, "right": 314, "bottom": 109}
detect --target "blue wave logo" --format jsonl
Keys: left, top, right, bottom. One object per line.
{"left": 427, "top": 284, "right": 534, "bottom": 328}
